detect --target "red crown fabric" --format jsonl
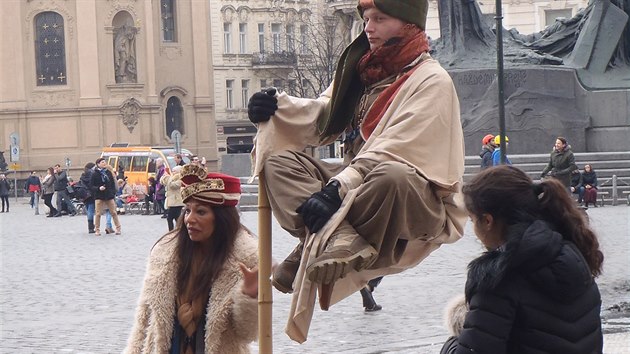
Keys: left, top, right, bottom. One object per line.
{"left": 180, "top": 165, "right": 241, "bottom": 206}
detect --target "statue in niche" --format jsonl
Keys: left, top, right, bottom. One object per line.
{"left": 114, "top": 25, "right": 138, "bottom": 83}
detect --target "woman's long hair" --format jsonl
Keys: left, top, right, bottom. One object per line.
{"left": 154, "top": 202, "right": 241, "bottom": 300}
{"left": 463, "top": 165, "right": 603, "bottom": 277}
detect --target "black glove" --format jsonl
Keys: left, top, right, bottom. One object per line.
{"left": 296, "top": 181, "right": 342, "bottom": 234}
{"left": 248, "top": 88, "right": 277, "bottom": 123}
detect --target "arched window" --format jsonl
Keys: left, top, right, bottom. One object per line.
{"left": 165, "top": 96, "right": 184, "bottom": 137}
{"left": 35, "top": 11, "right": 67, "bottom": 86}
{"left": 160, "top": 0, "right": 177, "bottom": 42}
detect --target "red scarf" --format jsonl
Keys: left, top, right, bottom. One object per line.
{"left": 357, "top": 25, "right": 429, "bottom": 86}
{"left": 357, "top": 26, "right": 430, "bottom": 138}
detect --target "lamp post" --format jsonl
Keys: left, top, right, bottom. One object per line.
{"left": 495, "top": 0, "right": 507, "bottom": 164}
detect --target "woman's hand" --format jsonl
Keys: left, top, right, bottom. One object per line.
{"left": 239, "top": 263, "right": 259, "bottom": 299}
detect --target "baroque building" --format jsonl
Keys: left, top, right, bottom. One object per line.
{"left": 0, "top": 0, "right": 218, "bottom": 177}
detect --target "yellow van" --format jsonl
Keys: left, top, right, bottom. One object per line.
{"left": 100, "top": 144, "right": 193, "bottom": 196}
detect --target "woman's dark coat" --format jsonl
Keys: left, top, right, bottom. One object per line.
{"left": 442, "top": 221, "right": 602, "bottom": 354}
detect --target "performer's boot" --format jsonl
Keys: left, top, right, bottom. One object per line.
{"left": 272, "top": 239, "right": 304, "bottom": 294}
{"left": 360, "top": 286, "right": 382, "bottom": 312}
{"left": 307, "top": 221, "right": 377, "bottom": 284}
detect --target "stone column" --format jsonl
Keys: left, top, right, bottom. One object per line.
{"left": 76, "top": 0, "right": 102, "bottom": 106}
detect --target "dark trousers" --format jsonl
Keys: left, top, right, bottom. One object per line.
{"left": 43, "top": 193, "right": 57, "bottom": 215}
{"left": 166, "top": 206, "right": 183, "bottom": 231}
{"left": 55, "top": 189, "right": 76, "bottom": 214}
{"left": 1, "top": 196, "right": 8, "bottom": 211}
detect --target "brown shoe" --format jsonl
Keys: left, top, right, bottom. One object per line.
{"left": 105, "top": 227, "right": 115, "bottom": 234}
{"left": 306, "top": 222, "right": 377, "bottom": 284}
{"left": 272, "top": 240, "right": 304, "bottom": 294}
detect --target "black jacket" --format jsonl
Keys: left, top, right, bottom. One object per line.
{"left": 53, "top": 170, "right": 70, "bottom": 191}
{"left": 90, "top": 167, "right": 116, "bottom": 200}
{"left": 479, "top": 145, "right": 494, "bottom": 170}
{"left": 442, "top": 221, "right": 602, "bottom": 354}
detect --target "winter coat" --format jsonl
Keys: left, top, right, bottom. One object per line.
{"left": 42, "top": 174, "right": 56, "bottom": 195}
{"left": 25, "top": 175, "right": 42, "bottom": 192}
{"left": 90, "top": 167, "right": 117, "bottom": 200}
{"left": 441, "top": 221, "right": 602, "bottom": 354}
{"left": 160, "top": 172, "right": 184, "bottom": 209}
{"left": 581, "top": 171, "right": 598, "bottom": 189}
{"left": 541, "top": 146, "right": 577, "bottom": 187}
{"left": 124, "top": 228, "right": 258, "bottom": 354}
{"left": 0, "top": 178, "right": 11, "bottom": 197}
{"left": 491, "top": 147, "right": 511, "bottom": 166}
{"left": 53, "top": 170, "right": 70, "bottom": 191}
{"left": 79, "top": 169, "right": 95, "bottom": 203}
{"left": 479, "top": 145, "right": 494, "bottom": 170}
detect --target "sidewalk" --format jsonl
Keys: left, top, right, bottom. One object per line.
{"left": 0, "top": 198, "right": 628, "bottom": 353}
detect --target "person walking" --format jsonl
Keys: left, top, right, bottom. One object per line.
{"left": 153, "top": 158, "right": 167, "bottom": 218}
{"left": 0, "top": 173, "right": 11, "bottom": 213}
{"left": 78, "top": 162, "right": 97, "bottom": 233}
{"left": 479, "top": 134, "right": 495, "bottom": 170}
{"left": 248, "top": 0, "right": 466, "bottom": 313}
{"left": 90, "top": 158, "right": 121, "bottom": 236}
{"left": 41, "top": 167, "right": 58, "bottom": 217}
{"left": 160, "top": 165, "right": 184, "bottom": 231}
{"left": 540, "top": 136, "right": 577, "bottom": 189}
{"left": 53, "top": 164, "right": 77, "bottom": 217}
{"left": 124, "top": 165, "right": 259, "bottom": 354}
{"left": 491, "top": 135, "right": 511, "bottom": 166}
{"left": 440, "top": 165, "right": 603, "bottom": 354}
{"left": 24, "top": 171, "right": 42, "bottom": 208}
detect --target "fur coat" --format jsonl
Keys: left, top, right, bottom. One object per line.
{"left": 124, "top": 228, "right": 259, "bottom": 354}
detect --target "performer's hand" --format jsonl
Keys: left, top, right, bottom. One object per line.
{"left": 296, "top": 181, "right": 342, "bottom": 234}
{"left": 248, "top": 88, "right": 277, "bottom": 123}
{"left": 239, "top": 263, "right": 259, "bottom": 298}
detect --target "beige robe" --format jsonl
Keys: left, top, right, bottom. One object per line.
{"left": 251, "top": 57, "right": 467, "bottom": 343}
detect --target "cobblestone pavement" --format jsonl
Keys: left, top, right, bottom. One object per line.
{"left": 1, "top": 199, "right": 628, "bottom": 353}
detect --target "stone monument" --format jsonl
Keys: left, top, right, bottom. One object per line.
{"left": 432, "top": 0, "right": 630, "bottom": 155}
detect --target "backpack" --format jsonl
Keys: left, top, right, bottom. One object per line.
{"left": 73, "top": 182, "right": 91, "bottom": 201}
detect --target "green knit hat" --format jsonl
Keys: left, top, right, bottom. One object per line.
{"left": 357, "top": 0, "right": 428, "bottom": 30}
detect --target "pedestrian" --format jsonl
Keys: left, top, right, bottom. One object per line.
{"left": 248, "top": 0, "right": 466, "bottom": 302}
{"left": 359, "top": 276, "right": 383, "bottom": 312}
{"left": 540, "top": 136, "right": 577, "bottom": 189}
{"left": 491, "top": 135, "right": 511, "bottom": 166}
{"left": 24, "top": 171, "right": 42, "bottom": 208}
{"left": 41, "top": 167, "right": 58, "bottom": 217}
{"left": 78, "top": 162, "right": 96, "bottom": 233}
{"left": 440, "top": 165, "right": 603, "bottom": 354}
{"left": 160, "top": 165, "right": 184, "bottom": 231}
{"left": 580, "top": 163, "right": 599, "bottom": 208}
{"left": 174, "top": 153, "right": 185, "bottom": 166}
{"left": 153, "top": 158, "right": 167, "bottom": 217}
{"left": 479, "top": 134, "right": 495, "bottom": 170}
{"left": 52, "top": 164, "right": 77, "bottom": 217}
{"left": 124, "top": 165, "right": 259, "bottom": 354}
{"left": 90, "top": 158, "right": 121, "bottom": 236}
{"left": 0, "top": 173, "right": 11, "bottom": 213}
{"left": 144, "top": 176, "right": 156, "bottom": 215}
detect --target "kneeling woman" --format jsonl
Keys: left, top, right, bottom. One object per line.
{"left": 125, "top": 165, "right": 259, "bottom": 354}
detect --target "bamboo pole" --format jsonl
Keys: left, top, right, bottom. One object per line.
{"left": 257, "top": 173, "right": 273, "bottom": 354}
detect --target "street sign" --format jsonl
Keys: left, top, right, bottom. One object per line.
{"left": 9, "top": 132, "right": 19, "bottom": 146}
{"left": 9, "top": 163, "right": 21, "bottom": 170}
{"left": 10, "top": 145, "right": 19, "bottom": 162}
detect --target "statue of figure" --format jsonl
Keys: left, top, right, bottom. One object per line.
{"left": 114, "top": 25, "right": 137, "bottom": 83}
{"left": 0, "top": 151, "right": 7, "bottom": 171}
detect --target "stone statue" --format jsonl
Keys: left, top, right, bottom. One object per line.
{"left": 114, "top": 25, "right": 138, "bottom": 83}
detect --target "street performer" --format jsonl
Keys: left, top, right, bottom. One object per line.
{"left": 248, "top": 0, "right": 466, "bottom": 342}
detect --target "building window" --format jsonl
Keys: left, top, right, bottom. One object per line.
{"left": 35, "top": 11, "right": 67, "bottom": 86}
{"left": 224, "top": 22, "right": 232, "bottom": 54}
{"left": 287, "top": 79, "right": 296, "bottom": 96}
{"left": 165, "top": 96, "right": 184, "bottom": 137}
{"left": 272, "top": 23, "right": 281, "bottom": 53}
{"left": 226, "top": 80, "right": 234, "bottom": 109}
{"left": 241, "top": 79, "right": 249, "bottom": 109}
{"left": 286, "top": 24, "right": 295, "bottom": 52}
{"left": 258, "top": 23, "right": 265, "bottom": 52}
{"left": 300, "top": 25, "right": 308, "bottom": 54}
{"left": 273, "top": 79, "right": 283, "bottom": 92}
{"left": 260, "top": 79, "right": 267, "bottom": 90}
{"left": 239, "top": 23, "right": 247, "bottom": 54}
{"left": 160, "top": 0, "right": 177, "bottom": 42}
{"left": 545, "top": 9, "right": 573, "bottom": 27}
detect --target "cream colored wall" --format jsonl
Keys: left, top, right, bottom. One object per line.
{"left": 0, "top": 0, "right": 219, "bottom": 177}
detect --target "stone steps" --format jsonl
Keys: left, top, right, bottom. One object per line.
{"left": 238, "top": 152, "right": 630, "bottom": 209}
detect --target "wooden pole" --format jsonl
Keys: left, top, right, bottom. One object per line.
{"left": 257, "top": 173, "right": 273, "bottom": 353}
